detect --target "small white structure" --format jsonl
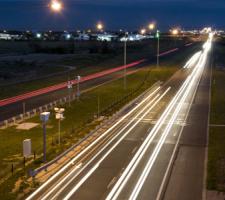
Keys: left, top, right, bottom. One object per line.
{"left": 97, "top": 34, "right": 117, "bottom": 42}
{"left": 23, "top": 139, "right": 32, "bottom": 158}
{"left": 0, "top": 33, "right": 11, "bottom": 40}
{"left": 40, "top": 112, "right": 50, "bottom": 122}
{"left": 120, "top": 34, "right": 146, "bottom": 42}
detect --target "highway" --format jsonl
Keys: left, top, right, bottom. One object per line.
{"left": 0, "top": 45, "right": 193, "bottom": 122}
{"left": 26, "top": 34, "right": 213, "bottom": 200}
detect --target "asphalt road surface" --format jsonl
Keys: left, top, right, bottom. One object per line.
{"left": 26, "top": 35, "right": 213, "bottom": 200}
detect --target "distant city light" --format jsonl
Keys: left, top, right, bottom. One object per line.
{"left": 140, "top": 29, "right": 146, "bottom": 35}
{"left": 36, "top": 33, "right": 42, "bottom": 38}
{"left": 172, "top": 29, "right": 179, "bottom": 35}
{"left": 66, "top": 34, "right": 71, "bottom": 39}
{"left": 50, "top": 0, "right": 63, "bottom": 12}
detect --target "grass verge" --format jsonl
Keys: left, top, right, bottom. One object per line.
{"left": 207, "top": 68, "right": 225, "bottom": 192}
{"left": 0, "top": 39, "right": 190, "bottom": 99}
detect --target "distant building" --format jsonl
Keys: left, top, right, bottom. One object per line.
{"left": 77, "top": 33, "right": 90, "bottom": 41}
{"left": 120, "top": 34, "right": 146, "bottom": 42}
{"left": 0, "top": 30, "right": 23, "bottom": 40}
{"left": 96, "top": 34, "right": 118, "bottom": 42}
{"left": 0, "top": 33, "right": 11, "bottom": 40}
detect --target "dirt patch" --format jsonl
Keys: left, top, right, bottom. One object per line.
{"left": 16, "top": 123, "right": 39, "bottom": 130}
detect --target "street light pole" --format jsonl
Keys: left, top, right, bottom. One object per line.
{"left": 43, "top": 121, "right": 46, "bottom": 162}
{"left": 157, "top": 35, "right": 159, "bottom": 67}
{"left": 156, "top": 30, "right": 160, "bottom": 67}
{"left": 124, "top": 32, "right": 127, "bottom": 90}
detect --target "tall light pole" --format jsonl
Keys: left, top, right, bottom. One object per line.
{"left": 156, "top": 30, "right": 160, "bottom": 67}
{"left": 124, "top": 32, "right": 128, "bottom": 90}
{"left": 40, "top": 112, "right": 50, "bottom": 162}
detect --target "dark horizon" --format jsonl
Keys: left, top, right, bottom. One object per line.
{"left": 0, "top": 0, "right": 224, "bottom": 31}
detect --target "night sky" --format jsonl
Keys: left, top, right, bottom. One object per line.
{"left": 0, "top": 0, "right": 224, "bottom": 31}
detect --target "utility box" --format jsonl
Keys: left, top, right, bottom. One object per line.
{"left": 23, "top": 139, "right": 31, "bottom": 158}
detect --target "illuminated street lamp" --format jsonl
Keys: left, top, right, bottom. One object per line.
{"left": 97, "top": 23, "right": 104, "bottom": 32}
{"left": 172, "top": 29, "right": 179, "bottom": 35}
{"left": 148, "top": 23, "right": 155, "bottom": 31}
{"left": 50, "top": 0, "right": 63, "bottom": 12}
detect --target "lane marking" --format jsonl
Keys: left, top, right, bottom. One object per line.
{"left": 62, "top": 89, "right": 170, "bottom": 200}
{"left": 26, "top": 86, "right": 161, "bottom": 200}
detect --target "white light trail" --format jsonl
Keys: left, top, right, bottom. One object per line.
{"left": 183, "top": 51, "right": 202, "bottom": 69}
{"left": 44, "top": 92, "right": 163, "bottom": 200}
{"left": 63, "top": 88, "right": 171, "bottom": 200}
{"left": 106, "top": 72, "right": 195, "bottom": 200}
{"left": 129, "top": 52, "right": 205, "bottom": 200}
{"left": 129, "top": 36, "right": 212, "bottom": 200}
{"left": 26, "top": 86, "right": 161, "bottom": 200}
{"left": 107, "top": 35, "right": 213, "bottom": 200}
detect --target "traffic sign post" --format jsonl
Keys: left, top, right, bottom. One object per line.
{"left": 76, "top": 75, "right": 81, "bottom": 100}
{"left": 156, "top": 30, "right": 160, "bottom": 67}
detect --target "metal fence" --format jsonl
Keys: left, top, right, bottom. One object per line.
{"left": 0, "top": 94, "right": 77, "bottom": 129}
{"left": 30, "top": 81, "right": 161, "bottom": 177}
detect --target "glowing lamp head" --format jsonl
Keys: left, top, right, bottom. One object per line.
{"left": 97, "top": 23, "right": 103, "bottom": 31}
{"left": 149, "top": 23, "right": 155, "bottom": 30}
{"left": 172, "top": 29, "right": 179, "bottom": 35}
{"left": 140, "top": 29, "right": 146, "bottom": 35}
{"left": 50, "top": 0, "right": 62, "bottom": 12}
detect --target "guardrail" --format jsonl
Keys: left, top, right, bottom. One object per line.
{"left": 29, "top": 81, "right": 161, "bottom": 177}
{"left": 0, "top": 94, "right": 77, "bottom": 129}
